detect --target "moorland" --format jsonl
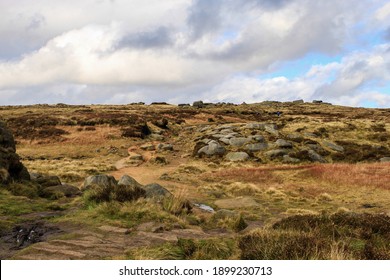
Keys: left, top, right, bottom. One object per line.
{"left": 0, "top": 101, "right": 389, "bottom": 260}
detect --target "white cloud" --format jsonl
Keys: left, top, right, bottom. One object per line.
{"left": 0, "top": 0, "right": 389, "bottom": 107}
{"left": 202, "top": 43, "right": 390, "bottom": 107}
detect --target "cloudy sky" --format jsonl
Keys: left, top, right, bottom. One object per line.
{"left": 1, "top": 0, "right": 390, "bottom": 107}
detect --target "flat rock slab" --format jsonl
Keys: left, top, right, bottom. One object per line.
{"left": 215, "top": 197, "right": 259, "bottom": 209}
{"left": 98, "top": 225, "right": 130, "bottom": 234}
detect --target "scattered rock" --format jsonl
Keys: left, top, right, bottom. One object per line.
{"left": 143, "top": 183, "right": 172, "bottom": 198}
{"left": 226, "top": 152, "right": 250, "bottom": 162}
{"left": 275, "top": 139, "right": 293, "bottom": 149}
{"left": 322, "top": 140, "right": 344, "bottom": 152}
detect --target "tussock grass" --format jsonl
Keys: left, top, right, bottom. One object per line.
{"left": 126, "top": 238, "right": 238, "bottom": 260}
{"left": 308, "top": 163, "right": 390, "bottom": 190}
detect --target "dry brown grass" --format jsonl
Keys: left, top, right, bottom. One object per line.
{"left": 308, "top": 163, "right": 390, "bottom": 190}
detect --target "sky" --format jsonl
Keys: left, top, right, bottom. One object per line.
{"left": 1, "top": 0, "right": 390, "bottom": 107}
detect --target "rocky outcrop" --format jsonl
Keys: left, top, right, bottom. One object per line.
{"left": 0, "top": 122, "right": 30, "bottom": 184}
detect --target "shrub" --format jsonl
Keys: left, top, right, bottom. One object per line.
{"left": 7, "top": 181, "right": 40, "bottom": 198}
{"left": 83, "top": 183, "right": 112, "bottom": 203}
{"left": 113, "top": 184, "right": 145, "bottom": 202}
{"left": 239, "top": 229, "right": 327, "bottom": 260}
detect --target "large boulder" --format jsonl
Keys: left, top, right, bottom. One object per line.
{"left": 143, "top": 183, "right": 172, "bottom": 198}
{"left": 0, "top": 122, "right": 30, "bottom": 184}
{"left": 83, "top": 174, "right": 117, "bottom": 191}
{"left": 118, "top": 175, "right": 143, "bottom": 188}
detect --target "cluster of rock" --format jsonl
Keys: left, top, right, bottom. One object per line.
{"left": 82, "top": 174, "right": 171, "bottom": 203}
{"left": 191, "top": 122, "right": 352, "bottom": 163}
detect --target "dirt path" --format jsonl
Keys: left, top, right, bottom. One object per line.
{"left": 11, "top": 142, "right": 218, "bottom": 260}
